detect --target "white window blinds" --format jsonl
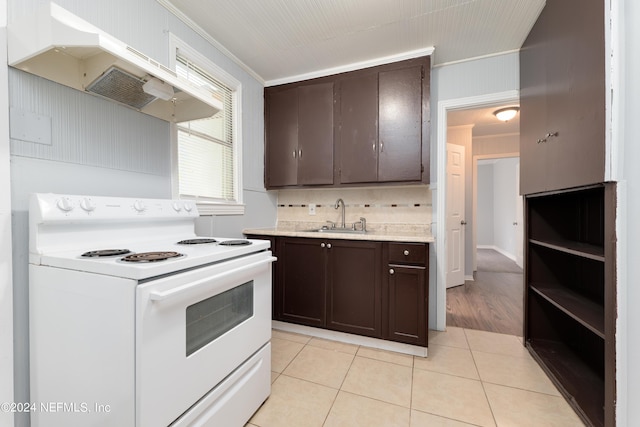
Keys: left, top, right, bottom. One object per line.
{"left": 175, "top": 55, "right": 235, "bottom": 202}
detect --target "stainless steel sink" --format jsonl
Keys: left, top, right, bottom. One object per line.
{"left": 304, "top": 227, "right": 367, "bottom": 235}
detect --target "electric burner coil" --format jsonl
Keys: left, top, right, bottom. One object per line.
{"left": 82, "top": 249, "right": 132, "bottom": 258}
{"left": 218, "top": 240, "right": 253, "bottom": 246}
{"left": 177, "top": 238, "right": 218, "bottom": 245}
{"left": 121, "top": 251, "right": 183, "bottom": 263}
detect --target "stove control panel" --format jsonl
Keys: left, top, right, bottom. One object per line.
{"left": 31, "top": 193, "right": 200, "bottom": 222}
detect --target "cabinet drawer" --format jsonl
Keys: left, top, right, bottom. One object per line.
{"left": 388, "top": 243, "right": 427, "bottom": 265}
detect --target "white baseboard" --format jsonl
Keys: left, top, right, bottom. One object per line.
{"left": 272, "top": 320, "right": 428, "bottom": 357}
{"left": 477, "top": 245, "right": 516, "bottom": 262}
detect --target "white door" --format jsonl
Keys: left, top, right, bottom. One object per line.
{"left": 446, "top": 143, "right": 465, "bottom": 288}
{"left": 515, "top": 162, "right": 524, "bottom": 268}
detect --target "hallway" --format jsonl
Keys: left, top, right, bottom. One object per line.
{"left": 446, "top": 249, "right": 523, "bottom": 336}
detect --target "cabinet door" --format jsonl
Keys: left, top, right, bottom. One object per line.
{"left": 326, "top": 241, "right": 382, "bottom": 337}
{"left": 277, "top": 238, "right": 326, "bottom": 327}
{"left": 298, "top": 82, "right": 334, "bottom": 185}
{"left": 266, "top": 87, "right": 298, "bottom": 187}
{"left": 386, "top": 265, "right": 427, "bottom": 345}
{"left": 339, "top": 73, "right": 378, "bottom": 183}
{"left": 519, "top": 3, "right": 549, "bottom": 195}
{"left": 378, "top": 65, "right": 423, "bottom": 182}
{"left": 520, "top": 0, "right": 605, "bottom": 195}
{"left": 544, "top": 0, "right": 605, "bottom": 192}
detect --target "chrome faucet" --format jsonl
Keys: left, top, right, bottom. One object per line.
{"left": 335, "top": 198, "right": 346, "bottom": 229}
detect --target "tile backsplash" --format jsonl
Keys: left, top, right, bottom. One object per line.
{"left": 277, "top": 185, "right": 432, "bottom": 234}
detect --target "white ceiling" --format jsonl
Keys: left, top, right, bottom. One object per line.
{"left": 448, "top": 104, "right": 520, "bottom": 137}
{"left": 163, "top": 0, "right": 544, "bottom": 85}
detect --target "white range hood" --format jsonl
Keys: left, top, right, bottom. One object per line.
{"left": 7, "top": 2, "right": 223, "bottom": 122}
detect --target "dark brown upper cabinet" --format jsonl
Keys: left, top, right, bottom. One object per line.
{"left": 519, "top": 0, "right": 605, "bottom": 195}
{"left": 340, "top": 64, "right": 424, "bottom": 184}
{"left": 264, "top": 56, "right": 430, "bottom": 189}
{"left": 265, "top": 82, "right": 334, "bottom": 187}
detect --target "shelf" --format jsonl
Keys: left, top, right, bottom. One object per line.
{"left": 527, "top": 339, "right": 604, "bottom": 427}
{"left": 529, "top": 284, "right": 604, "bottom": 338}
{"left": 529, "top": 238, "right": 605, "bottom": 262}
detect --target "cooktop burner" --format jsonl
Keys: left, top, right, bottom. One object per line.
{"left": 176, "top": 238, "right": 218, "bottom": 245}
{"left": 219, "top": 240, "right": 253, "bottom": 246}
{"left": 82, "top": 249, "right": 132, "bottom": 258}
{"left": 121, "top": 251, "right": 184, "bottom": 263}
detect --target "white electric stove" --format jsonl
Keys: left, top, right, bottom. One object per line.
{"left": 28, "top": 193, "right": 275, "bottom": 427}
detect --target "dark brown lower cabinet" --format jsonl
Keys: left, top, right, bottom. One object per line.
{"left": 384, "top": 243, "right": 429, "bottom": 346}
{"left": 277, "top": 237, "right": 327, "bottom": 327}
{"left": 327, "top": 240, "right": 382, "bottom": 337}
{"left": 524, "top": 184, "right": 615, "bottom": 427}
{"left": 272, "top": 237, "right": 429, "bottom": 347}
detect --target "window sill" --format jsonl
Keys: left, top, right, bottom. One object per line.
{"left": 195, "top": 202, "right": 245, "bottom": 216}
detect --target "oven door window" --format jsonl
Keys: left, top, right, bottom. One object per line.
{"left": 186, "top": 281, "right": 253, "bottom": 356}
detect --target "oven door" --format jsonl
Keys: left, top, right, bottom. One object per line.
{"left": 135, "top": 251, "right": 275, "bottom": 427}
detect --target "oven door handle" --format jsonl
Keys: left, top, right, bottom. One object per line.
{"left": 148, "top": 256, "right": 276, "bottom": 303}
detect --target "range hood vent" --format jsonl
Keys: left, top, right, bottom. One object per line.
{"left": 7, "top": 2, "right": 223, "bottom": 122}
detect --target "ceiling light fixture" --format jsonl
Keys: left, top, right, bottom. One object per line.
{"left": 493, "top": 107, "right": 519, "bottom": 122}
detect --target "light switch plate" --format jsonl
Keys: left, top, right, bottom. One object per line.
{"left": 309, "top": 203, "right": 316, "bottom": 215}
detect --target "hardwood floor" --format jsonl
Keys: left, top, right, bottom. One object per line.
{"left": 446, "top": 249, "right": 523, "bottom": 336}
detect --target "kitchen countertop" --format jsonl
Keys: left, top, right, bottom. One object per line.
{"left": 243, "top": 222, "right": 434, "bottom": 243}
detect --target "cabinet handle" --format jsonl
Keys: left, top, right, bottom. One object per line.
{"left": 298, "top": 149, "right": 302, "bottom": 158}
{"left": 403, "top": 250, "right": 410, "bottom": 256}
{"left": 292, "top": 150, "right": 297, "bottom": 158}
{"left": 389, "top": 268, "right": 395, "bottom": 275}
{"left": 380, "top": 140, "right": 384, "bottom": 152}
{"left": 320, "top": 243, "right": 325, "bottom": 248}
{"left": 372, "top": 143, "right": 376, "bottom": 152}
{"left": 326, "top": 243, "right": 332, "bottom": 249}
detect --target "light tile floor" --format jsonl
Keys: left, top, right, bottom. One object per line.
{"left": 247, "top": 327, "right": 586, "bottom": 427}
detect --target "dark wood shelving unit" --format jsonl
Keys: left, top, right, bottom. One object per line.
{"left": 524, "top": 184, "right": 615, "bottom": 427}
{"left": 527, "top": 339, "right": 605, "bottom": 427}
{"left": 529, "top": 284, "right": 604, "bottom": 338}
{"left": 529, "top": 238, "right": 605, "bottom": 262}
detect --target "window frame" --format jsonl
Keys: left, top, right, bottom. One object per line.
{"left": 169, "top": 34, "right": 244, "bottom": 216}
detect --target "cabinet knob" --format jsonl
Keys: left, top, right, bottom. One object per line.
{"left": 326, "top": 243, "right": 332, "bottom": 249}
{"left": 389, "top": 268, "right": 395, "bottom": 275}
{"left": 292, "top": 150, "right": 297, "bottom": 158}
{"left": 403, "top": 250, "right": 410, "bottom": 256}
{"left": 320, "top": 243, "right": 325, "bottom": 248}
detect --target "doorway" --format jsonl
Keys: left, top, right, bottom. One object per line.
{"left": 446, "top": 155, "right": 524, "bottom": 335}
{"left": 435, "top": 90, "right": 521, "bottom": 332}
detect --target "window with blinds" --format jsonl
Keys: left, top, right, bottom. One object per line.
{"left": 175, "top": 54, "right": 236, "bottom": 203}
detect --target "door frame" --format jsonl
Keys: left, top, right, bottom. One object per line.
{"left": 435, "top": 90, "right": 519, "bottom": 331}
{"left": 472, "top": 152, "right": 520, "bottom": 271}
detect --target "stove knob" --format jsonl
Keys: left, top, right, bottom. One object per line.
{"left": 172, "top": 202, "right": 182, "bottom": 212}
{"left": 183, "top": 203, "right": 193, "bottom": 212}
{"left": 133, "top": 200, "right": 146, "bottom": 212}
{"left": 56, "top": 197, "right": 74, "bottom": 212}
{"left": 80, "top": 197, "right": 96, "bottom": 212}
